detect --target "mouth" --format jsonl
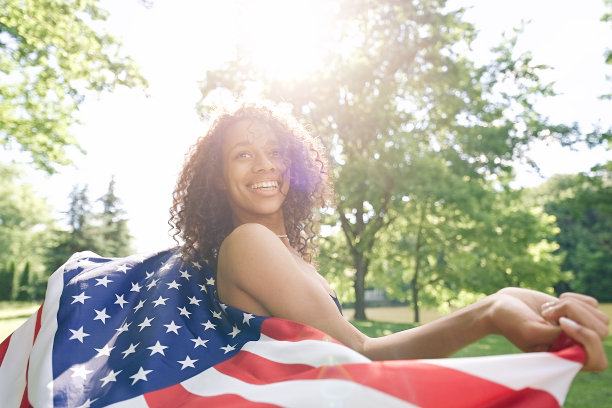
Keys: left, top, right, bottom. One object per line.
{"left": 249, "top": 180, "right": 279, "bottom": 191}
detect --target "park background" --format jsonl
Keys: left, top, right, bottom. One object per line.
{"left": 1, "top": 0, "right": 611, "bottom": 406}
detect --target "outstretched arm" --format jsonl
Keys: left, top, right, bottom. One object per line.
{"left": 217, "top": 223, "right": 609, "bottom": 371}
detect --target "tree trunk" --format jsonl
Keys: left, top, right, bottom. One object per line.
{"left": 353, "top": 252, "right": 368, "bottom": 320}
{"left": 411, "top": 202, "right": 428, "bottom": 323}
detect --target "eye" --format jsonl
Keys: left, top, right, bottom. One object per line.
{"left": 235, "top": 151, "right": 252, "bottom": 159}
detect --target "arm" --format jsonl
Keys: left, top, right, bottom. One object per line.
{"left": 217, "top": 224, "right": 609, "bottom": 370}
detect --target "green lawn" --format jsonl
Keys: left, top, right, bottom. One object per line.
{"left": 1, "top": 302, "right": 610, "bottom": 407}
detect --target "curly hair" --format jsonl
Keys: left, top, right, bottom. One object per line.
{"left": 169, "top": 100, "right": 333, "bottom": 266}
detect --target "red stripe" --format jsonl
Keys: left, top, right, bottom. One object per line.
{"left": 19, "top": 306, "right": 43, "bottom": 408}
{"left": 144, "top": 382, "right": 281, "bottom": 408}
{"left": 215, "top": 350, "right": 559, "bottom": 408}
{"left": 0, "top": 334, "right": 12, "bottom": 366}
{"left": 260, "top": 318, "right": 342, "bottom": 344}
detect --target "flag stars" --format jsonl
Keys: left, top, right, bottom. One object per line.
{"left": 159, "top": 262, "right": 172, "bottom": 272}
{"left": 178, "top": 355, "right": 198, "bottom": 370}
{"left": 133, "top": 299, "right": 146, "bottom": 312}
{"left": 94, "top": 344, "right": 115, "bottom": 358}
{"left": 71, "top": 292, "right": 91, "bottom": 305}
{"left": 188, "top": 296, "right": 202, "bottom": 306}
{"left": 114, "top": 294, "right": 128, "bottom": 309}
{"left": 152, "top": 295, "right": 169, "bottom": 307}
{"left": 205, "top": 277, "right": 215, "bottom": 286}
{"left": 138, "top": 316, "right": 155, "bottom": 332}
{"left": 192, "top": 261, "right": 202, "bottom": 270}
{"left": 75, "top": 398, "right": 98, "bottom": 408}
{"left": 164, "top": 320, "right": 182, "bottom": 335}
{"left": 228, "top": 325, "right": 241, "bottom": 338}
{"left": 130, "top": 367, "right": 153, "bottom": 385}
{"left": 145, "top": 271, "right": 154, "bottom": 279}
{"left": 121, "top": 342, "right": 140, "bottom": 359}
{"left": 69, "top": 326, "right": 90, "bottom": 343}
{"left": 93, "top": 308, "right": 111, "bottom": 324}
{"left": 116, "top": 264, "right": 129, "bottom": 274}
{"left": 179, "top": 270, "right": 191, "bottom": 280}
{"left": 198, "top": 284, "right": 207, "bottom": 293}
{"left": 130, "top": 282, "right": 142, "bottom": 292}
{"left": 147, "top": 341, "right": 168, "bottom": 356}
{"left": 211, "top": 310, "right": 222, "bottom": 319}
{"left": 177, "top": 306, "right": 192, "bottom": 318}
{"left": 243, "top": 313, "right": 254, "bottom": 326}
{"left": 191, "top": 337, "right": 209, "bottom": 348}
{"left": 202, "top": 320, "right": 216, "bottom": 331}
{"left": 71, "top": 364, "right": 94, "bottom": 380}
{"left": 115, "top": 322, "right": 131, "bottom": 335}
{"left": 100, "top": 370, "right": 122, "bottom": 387}
{"left": 220, "top": 344, "right": 236, "bottom": 354}
{"left": 146, "top": 278, "right": 159, "bottom": 290}
{"left": 95, "top": 276, "right": 112, "bottom": 287}
{"left": 166, "top": 280, "right": 181, "bottom": 290}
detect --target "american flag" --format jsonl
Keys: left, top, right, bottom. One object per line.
{"left": 0, "top": 249, "right": 585, "bottom": 407}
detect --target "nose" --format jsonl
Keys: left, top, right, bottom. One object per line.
{"left": 254, "top": 152, "right": 275, "bottom": 173}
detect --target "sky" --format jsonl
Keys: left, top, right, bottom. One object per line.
{"left": 22, "top": 0, "right": 612, "bottom": 253}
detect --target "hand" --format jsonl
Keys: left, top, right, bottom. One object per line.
{"left": 490, "top": 288, "right": 609, "bottom": 372}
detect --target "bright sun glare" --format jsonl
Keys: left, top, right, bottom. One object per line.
{"left": 235, "top": 0, "right": 340, "bottom": 80}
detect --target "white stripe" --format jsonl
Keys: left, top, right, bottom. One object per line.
{"left": 182, "top": 367, "right": 418, "bottom": 408}
{"left": 0, "top": 311, "right": 38, "bottom": 408}
{"left": 242, "top": 334, "right": 371, "bottom": 366}
{"left": 28, "top": 262, "right": 66, "bottom": 408}
{"left": 424, "top": 352, "right": 582, "bottom": 405}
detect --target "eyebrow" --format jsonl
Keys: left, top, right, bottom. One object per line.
{"left": 227, "top": 138, "right": 280, "bottom": 152}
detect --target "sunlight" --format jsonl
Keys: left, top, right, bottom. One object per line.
{"left": 235, "top": 0, "right": 340, "bottom": 80}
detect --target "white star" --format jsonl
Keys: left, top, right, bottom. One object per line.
{"left": 192, "top": 261, "right": 202, "bottom": 270}
{"left": 228, "top": 325, "right": 241, "bottom": 338}
{"left": 206, "top": 277, "right": 215, "bottom": 286}
{"left": 188, "top": 296, "right": 202, "bottom": 306}
{"left": 133, "top": 299, "right": 146, "bottom": 312}
{"left": 115, "top": 322, "right": 131, "bottom": 335}
{"left": 177, "top": 355, "right": 198, "bottom": 370}
{"left": 211, "top": 310, "right": 222, "bottom": 319}
{"left": 138, "top": 316, "right": 155, "bottom": 332}
{"left": 95, "top": 276, "right": 112, "bottom": 287}
{"left": 164, "top": 320, "right": 182, "bottom": 334}
{"left": 93, "top": 308, "right": 110, "bottom": 324}
{"left": 219, "top": 303, "right": 228, "bottom": 312}
{"left": 191, "top": 337, "right": 209, "bottom": 348}
{"left": 159, "top": 263, "right": 173, "bottom": 272}
{"left": 198, "top": 284, "right": 207, "bottom": 293}
{"left": 179, "top": 270, "right": 191, "bottom": 280}
{"left": 130, "top": 366, "right": 152, "bottom": 385}
{"left": 243, "top": 313, "right": 255, "bottom": 326}
{"left": 145, "top": 271, "right": 154, "bottom": 279}
{"left": 177, "top": 306, "right": 192, "bottom": 318}
{"left": 69, "top": 326, "right": 90, "bottom": 343}
{"left": 121, "top": 342, "right": 139, "bottom": 359}
{"left": 220, "top": 344, "right": 236, "bottom": 354}
{"left": 100, "top": 370, "right": 122, "bottom": 387}
{"left": 94, "top": 344, "right": 115, "bottom": 358}
{"left": 71, "top": 364, "right": 94, "bottom": 379}
{"left": 71, "top": 292, "right": 91, "bottom": 305}
{"left": 147, "top": 341, "right": 168, "bottom": 356}
{"left": 152, "top": 295, "right": 169, "bottom": 307}
{"left": 114, "top": 294, "right": 128, "bottom": 309}
{"left": 116, "top": 264, "right": 129, "bottom": 273}
{"left": 146, "top": 278, "right": 159, "bottom": 290}
{"left": 166, "top": 280, "right": 181, "bottom": 290}
{"left": 75, "top": 398, "right": 98, "bottom": 408}
{"left": 202, "top": 320, "right": 216, "bottom": 330}
{"left": 130, "top": 282, "right": 142, "bottom": 292}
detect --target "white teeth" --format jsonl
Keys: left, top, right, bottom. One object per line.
{"left": 251, "top": 180, "right": 278, "bottom": 190}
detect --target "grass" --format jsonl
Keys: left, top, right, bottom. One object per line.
{"left": 1, "top": 302, "right": 610, "bottom": 407}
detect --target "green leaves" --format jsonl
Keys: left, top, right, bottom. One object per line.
{"left": 1, "top": 0, "right": 147, "bottom": 173}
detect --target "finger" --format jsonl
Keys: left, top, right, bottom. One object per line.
{"left": 559, "top": 317, "right": 609, "bottom": 372}
{"left": 541, "top": 300, "right": 609, "bottom": 340}
{"left": 558, "top": 292, "right": 599, "bottom": 308}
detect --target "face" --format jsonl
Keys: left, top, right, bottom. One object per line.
{"left": 218, "top": 119, "right": 291, "bottom": 226}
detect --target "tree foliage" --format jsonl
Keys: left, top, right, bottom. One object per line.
{"left": 197, "top": 0, "right": 597, "bottom": 319}
{"left": 0, "top": 0, "right": 147, "bottom": 172}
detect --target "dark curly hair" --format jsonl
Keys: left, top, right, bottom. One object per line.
{"left": 169, "top": 100, "right": 333, "bottom": 266}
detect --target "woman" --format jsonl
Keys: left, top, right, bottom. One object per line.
{"left": 169, "top": 100, "right": 608, "bottom": 371}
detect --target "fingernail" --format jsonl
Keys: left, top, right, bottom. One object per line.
{"left": 541, "top": 301, "right": 557, "bottom": 311}
{"left": 559, "top": 317, "right": 580, "bottom": 328}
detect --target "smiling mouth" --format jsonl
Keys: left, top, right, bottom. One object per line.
{"left": 250, "top": 180, "right": 279, "bottom": 191}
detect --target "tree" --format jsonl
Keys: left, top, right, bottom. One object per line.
{"left": 0, "top": 0, "right": 147, "bottom": 172}
{"left": 198, "top": 0, "right": 596, "bottom": 319}
{"left": 97, "top": 176, "right": 132, "bottom": 257}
